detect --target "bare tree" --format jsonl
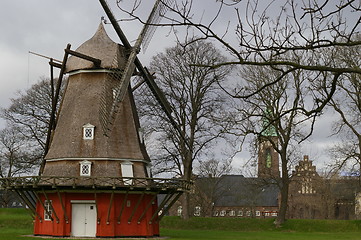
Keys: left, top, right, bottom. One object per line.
{"left": 136, "top": 40, "right": 232, "bottom": 218}
{"left": 325, "top": 40, "right": 361, "bottom": 180}
{"left": 234, "top": 62, "right": 315, "bottom": 225}
{"left": 0, "top": 126, "right": 40, "bottom": 206}
{"left": 193, "top": 158, "right": 233, "bottom": 216}
{"left": 117, "top": 0, "right": 360, "bottom": 116}
{"left": 1, "top": 77, "right": 65, "bottom": 155}
{"left": 114, "top": 0, "right": 360, "bottom": 224}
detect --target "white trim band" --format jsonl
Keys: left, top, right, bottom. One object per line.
{"left": 46, "top": 157, "right": 149, "bottom": 164}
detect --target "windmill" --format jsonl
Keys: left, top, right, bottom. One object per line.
{"left": 0, "top": 1, "right": 191, "bottom": 238}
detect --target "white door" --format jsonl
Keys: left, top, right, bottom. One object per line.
{"left": 71, "top": 203, "right": 97, "bottom": 237}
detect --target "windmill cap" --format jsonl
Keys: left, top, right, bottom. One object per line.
{"left": 66, "top": 22, "right": 127, "bottom": 73}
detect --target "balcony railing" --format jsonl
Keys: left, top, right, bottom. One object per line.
{"left": 0, "top": 176, "right": 192, "bottom": 193}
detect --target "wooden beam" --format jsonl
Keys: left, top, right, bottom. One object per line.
{"left": 128, "top": 192, "right": 145, "bottom": 224}
{"left": 56, "top": 190, "right": 69, "bottom": 224}
{"left": 41, "top": 44, "right": 71, "bottom": 174}
{"left": 106, "top": 191, "right": 114, "bottom": 225}
{"left": 137, "top": 193, "right": 159, "bottom": 224}
{"left": 156, "top": 192, "right": 183, "bottom": 223}
{"left": 34, "top": 192, "right": 53, "bottom": 222}
{"left": 14, "top": 190, "right": 36, "bottom": 220}
{"left": 65, "top": 49, "right": 101, "bottom": 67}
{"left": 149, "top": 191, "right": 174, "bottom": 224}
{"left": 23, "top": 190, "right": 37, "bottom": 209}
{"left": 94, "top": 191, "right": 100, "bottom": 224}
{"left": 117, "top": 190, "right": 129, "bottom": 224}
{"left": 49, "top": 61, "right": 62, "bottom": 69}
{"left": 42, "top": 189, "right": 60, "bottom": 223}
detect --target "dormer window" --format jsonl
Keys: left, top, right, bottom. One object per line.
{"left": 80, "top": 160, "right": 92, "bottom": 176}
{"left": 83, "top": 123, "right": 95, "bottom": 140}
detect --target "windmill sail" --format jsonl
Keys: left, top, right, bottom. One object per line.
{"left": 100, "top": 0, "right": 173, "bottom": 136}
{"left": 142, "top": 0, "right": 174, "bottom": 52}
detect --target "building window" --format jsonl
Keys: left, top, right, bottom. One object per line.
{"left": 80, "top": 160, "right": 92, "bottom": 176}
{"left": 271, "top": 212, "right": 278, "bottom": 216}
{"left": 214, "top": 211, "right": 219, "bottom": 217}
{"left": 255, "top": 211, "right": 261, "bottom": 217}
{"left": 83, "top": 123, "right": 95, "bottom": 140}
{"left": 121, "top": 161, "right": 134, "bottom": 185}
{"left": 177, "top": 206, "right": 183, "bottom": 216}
{"left": 44, "top": 200, "right": 52, "bottom": 221}
{"left": 194, "top": 206, "right": 201, "bottom": 217}
{"left": 220, "top": 210, "right": 226, "bottom": 216}
{"left": 237, "top": 210, "right": 243, "bottom": 217}
{"left": 229, "top": 210, "right": 236, "bottom": 217}
{"left": 265, "top": 148, "right": 272, "bottom": 168}
{"left": 246, "top": 211, "right": 251, "bottom": 217}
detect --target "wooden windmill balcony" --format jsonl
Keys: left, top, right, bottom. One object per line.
{"left": 0, "top": 176, "right": 192, "bottom": 193}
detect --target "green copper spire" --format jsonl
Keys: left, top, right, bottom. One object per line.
{"left": 261, "top": 108, "right": 277, "bottom": 137}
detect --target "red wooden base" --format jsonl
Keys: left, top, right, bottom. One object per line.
{"left": 33, "top": 191, "right": 160, "bottom": 237}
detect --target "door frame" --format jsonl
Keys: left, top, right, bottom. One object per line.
{"left": 71, "top": 200, "right": 97, "bottom": 237}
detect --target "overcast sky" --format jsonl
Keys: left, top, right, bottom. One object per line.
{"left": 0, "top": 0, "right": 341, "bottom": 173}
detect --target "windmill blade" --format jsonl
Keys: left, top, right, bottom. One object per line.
{"left": 142, "top": 0, "right": 174, "bottom": 52}
{"left": 100, "top": 0, "right": 170, "bottom": 132}
{"left": 99, "top": 0, "right": 190, "bottom": 149}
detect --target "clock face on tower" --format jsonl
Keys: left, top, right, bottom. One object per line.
{"left": 266, "top": 149, "right": 272, "bottom": 168}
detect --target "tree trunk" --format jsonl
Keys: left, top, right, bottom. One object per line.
{"left": 275, "top": 180, "right": 289, "bottom": 226}
{"left": 274, "top": 153, "right": 289, "bottom": 227}
{"left": 181, "top": 192, "right": 191, "bottom": 219}
{"left": 182, "top": 155, "right": 193, "bottom": 219}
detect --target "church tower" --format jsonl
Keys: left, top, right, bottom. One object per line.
{"left": 257, "top": 109, "right": 280, "bottom": 179}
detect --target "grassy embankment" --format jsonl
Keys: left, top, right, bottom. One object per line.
{"left": 2, "top": 208, "right": 361, "bottom": 239}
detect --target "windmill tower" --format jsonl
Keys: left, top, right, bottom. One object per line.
{"left": 0, "top": 1, "right": 190, "bottom": 238}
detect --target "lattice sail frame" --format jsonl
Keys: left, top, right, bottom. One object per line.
{"left": 99, "top": 0, "right": 174, "bottom": 136}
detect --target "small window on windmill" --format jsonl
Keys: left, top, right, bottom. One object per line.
{"left": 44, "top": 200, "right": 52, "bottom": 221}
{"left": 80, "top": 160, "right": 92, "bottom": 176}
{"left": 177, "top": 206, "right": 183, "bottom": 216}
{"left": 194, "top": 206, "right": 201, "bottom": 217}
{"left": 121, "top": 161, "right": 134, "bottom": 185}
{"left": 83, "top": 123, "right": 95, "bottom": 140}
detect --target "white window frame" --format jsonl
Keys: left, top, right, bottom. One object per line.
{"left": 229, "top": 210, "right": 235, "bottom": 217}
{"left": 83, "top": 123, "right": 95, "bottom": 140}
{"left": 80, "top": 160, "right": 92, "bottom": 176}
{"left": 220, "top": 210, "right": 226, "bottom": 217}
{"left": 255, "top": 210, "right": 261, "bottom": 217}
{"left": 121, "top": 161, "right": 134, "bottom": 185}
{"left": 237, "top": 210, "right": 243, "bottom": 217}
{"left": 44, "top": 200, "right": 52, "bottom": 221}
{"left": 194, "top": 206, "right": 201, "bottom": 217}
{"left": 177, "top": 206, "right": 183, "bottom": 216}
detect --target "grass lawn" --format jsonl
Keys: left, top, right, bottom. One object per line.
{"left": 1, "top": 209, "right": 361, "bottom": 240}
{"left": 161, "top": 229, "right": 361, "bottom": 240}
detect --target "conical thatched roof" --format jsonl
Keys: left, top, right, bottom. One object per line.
{"left": 66, "top": 23, "right": 127, "bottom": 72}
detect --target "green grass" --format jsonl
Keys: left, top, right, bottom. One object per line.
{"left": 160, "top": 229, "right": 361, "bottom": 240}
{"left": 161, "top": 216, "right": 361, "bottom": 232}
{"left": 1, "top": 209, "right": 361, "bottom": 240}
